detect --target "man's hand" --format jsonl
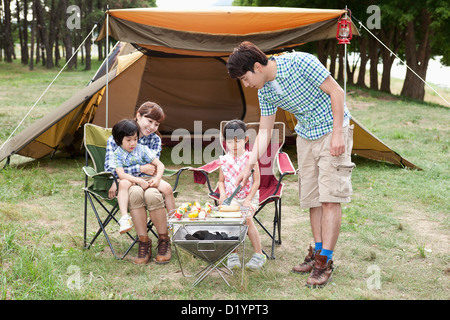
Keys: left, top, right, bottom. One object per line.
{"left": 236, "top": 166, "right": 252, "bottom": 188}
{"left": 218, "top": 193, "right": 226, "bottom": 205}
{"left": 330, "top": 130, "right": 345, "bottom": 157}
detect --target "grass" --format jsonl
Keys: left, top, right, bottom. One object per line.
{"left": 0, "top": 58, "right": 449, "bottom": 301}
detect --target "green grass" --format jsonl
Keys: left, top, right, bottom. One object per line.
{"left": 0, "top": 59, "right": 449, "bottom": 301}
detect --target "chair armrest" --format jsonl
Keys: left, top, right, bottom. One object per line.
{"left": 166, "top": 167, "right": 191, "bottom": 193}
{"left": 163, "top": 166, "right": 190, "bottom": 177}
{"left": 83, "top": 167, "right": 115, "bottom": 179}
{"left": 277, "top": 152, "right": 296, "bottom": 176}
{"left": 82, "top": 166, "right": 98, "bottom": 177}
{"left": 188, "top": 159, "right": 221, "bottom": 184}
{"left": 187, "top": 159, "right": 221, "bottom": 194}
{"left": 83, "top": 166, "right": 118, "bottom": 192}
{"left": 189, "top": 159, "right": 221, "bottom": 175}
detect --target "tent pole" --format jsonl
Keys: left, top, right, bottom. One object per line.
{"left": 344, "top": 43, "right": 347, "bottom": 107}
{"left": 343, "top": 6, "right": 347, "bottom": 107}
{"left": 105, "top": 6, "right": 109, "bottom": 128}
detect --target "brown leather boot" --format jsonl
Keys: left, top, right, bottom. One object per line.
{"left": 155, "top": 234, "right": 171, "bottom": 264}
{"left": 306, "top": 253, "right": 334, "bottom": 288}
{"left": 133, "top": 235, "right": 151, "bottom": 265}
{"left": 292, "top": 244, "right": 316, "bottom": 274}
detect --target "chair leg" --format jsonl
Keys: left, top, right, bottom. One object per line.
{"left": 277, "top": 198, "right": 282, "bottom": 245}
{"left": 84, "top": 192, "right": 88, "bottom": 249}
{"left": 270, "top": 200, "right": 279, "bottom": 259}
{"left": 85, "top": 193, "right": 121, "bottom": 259}
{"left": 253, "top": 205, "right": 277, "bottom": 260}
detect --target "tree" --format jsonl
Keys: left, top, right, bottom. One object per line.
{"left": 34, "top": 0, "right": 52, "bottom": 68}
{"left": 398, "top": 1, "right": 439, "bottom": 100}
{"left": 3, "top": 0, "right": 15, "bottom": 62}
{"left": 16, "top": 0, "right": 30, "bottom": 65}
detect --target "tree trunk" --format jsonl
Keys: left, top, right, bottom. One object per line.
{"left": 59, "top": 0, "right": 75, "bottom": 70}
{"left": 3, "top": 0, "right": 15, "bottom": 62}
{"left": 346, "top": 53, "right": 356, "bottom": 86}
{"left": 400, "top": 9, "right": 432, "bottom": 101}
{"left": 17, "top": 1, "right": 24, "bottom": 63}
{"left": 329, "top": 40, "right": 337, "bottom": 78}
{"left": 379, "top": 28, "right": 402, "bottom": 94}
{"left": 368, "top": 34, "right": 379, "bottom": 90}
{"left": 97, "top": 40, "right": 104, "bottom": 61}
{"left": 53, "top": 0, "right": 66, "bottom": 67}
{"left": 48, "top": 0, "right": 58, "bottom": 68}
{"left": 29, "top": 2, "right": 35, "bottom": 71}
{"left": 356, "top": 36, "right": 368, "bottom": 88}
{"left": 35, "top": 0, "right": 52, "bottom": 68}
{"left": 22, "top": 0, "right": 30, "bottom": 65}
{"left": 84, "top": 0, "right": 94, "bottom": 71}
{"left": 317, "top": 39, "right": 331, "bottom": 68}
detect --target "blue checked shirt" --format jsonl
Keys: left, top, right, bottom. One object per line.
{"left": 258, "top": 52, "right": 351, "bottom": 140}
{"left": 104, "top": 133, "right": 161, "bottom": 178}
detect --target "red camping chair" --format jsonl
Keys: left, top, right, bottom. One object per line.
{"left": 189, "top": 122, "right": 296, "bottom": 259}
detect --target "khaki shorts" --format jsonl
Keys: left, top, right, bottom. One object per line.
{"left": 296, "top": 125, "right": 355, "bottom": 209}
{"left": 128, "top": 184, "right": 165, "bottom": 211}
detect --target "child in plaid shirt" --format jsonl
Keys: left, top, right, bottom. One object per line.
{"left": 219, "top": 120, "right": 266, "bottom": 271}
{"left": 110, "top": 119, "right": 175, "bottom": 234}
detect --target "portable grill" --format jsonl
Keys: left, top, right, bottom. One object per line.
{"left": 169, "top": 207, "right": 249, "bottom": 287}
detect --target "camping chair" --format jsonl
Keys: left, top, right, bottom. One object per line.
{"left": 188, "top": 121, "right": 296, "bottom": 259}
{"left": 82, "top": 123, "right": 186, "bottom": 259}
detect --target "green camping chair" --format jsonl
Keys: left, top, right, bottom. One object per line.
{"left": 82, "top": 123, "right": 186, "bottom": 259}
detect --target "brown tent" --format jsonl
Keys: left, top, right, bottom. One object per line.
{"left": 0, "top": 7, "right": 419, "bottom": 169}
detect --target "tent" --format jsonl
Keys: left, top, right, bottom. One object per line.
{"left": 0, "top": 7, "right": 419, "bottom": 169}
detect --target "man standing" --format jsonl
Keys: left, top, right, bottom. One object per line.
{"left": 227, "top": 41, "right": 355, "bottom": 288}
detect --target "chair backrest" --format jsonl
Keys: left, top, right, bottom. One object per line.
{"left": 84, "top": 123, "right": 112, "bottom": 172}
{"left": 219, "top": 121, "right": 285, "bottom": 182}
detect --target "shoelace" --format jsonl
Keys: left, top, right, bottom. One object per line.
{"left": 310, "top": 261, "right": 332, "bottom": 279}
{"left": 138, "top": 241, "right": 150, "bottom": 258}
{"left": 157, "top": 238, "right": 170, "bottom": 255}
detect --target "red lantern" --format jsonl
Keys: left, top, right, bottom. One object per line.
{"left": 336, "top": 10, "right": 352, "bottom": 44}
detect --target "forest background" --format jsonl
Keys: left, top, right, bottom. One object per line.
{"left": 0, "top": 0, "right": 449, "bottom": 105}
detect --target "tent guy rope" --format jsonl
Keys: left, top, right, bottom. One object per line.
{"left": 354, "top": 16, "right": 450, "bottom": 107}
{"left": 0, "top": 24, "right": 98, "bottom": 154}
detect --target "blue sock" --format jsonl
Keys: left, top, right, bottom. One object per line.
{"left": 321, "top": 248, "right": 333, "bottom": 262}
{"left": 314, "top": 242, "right": 322, "bottom": 254}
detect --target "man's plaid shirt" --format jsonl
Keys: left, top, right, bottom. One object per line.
{"left": 258, "top": 52, "right": 351, "bottom": 140}
{"left": 104, "top": 133, "right": 161, "bottom": 178}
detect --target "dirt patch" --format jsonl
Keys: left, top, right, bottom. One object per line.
{"left": 396, "top": 206, "right": 449, "bottom": 256}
